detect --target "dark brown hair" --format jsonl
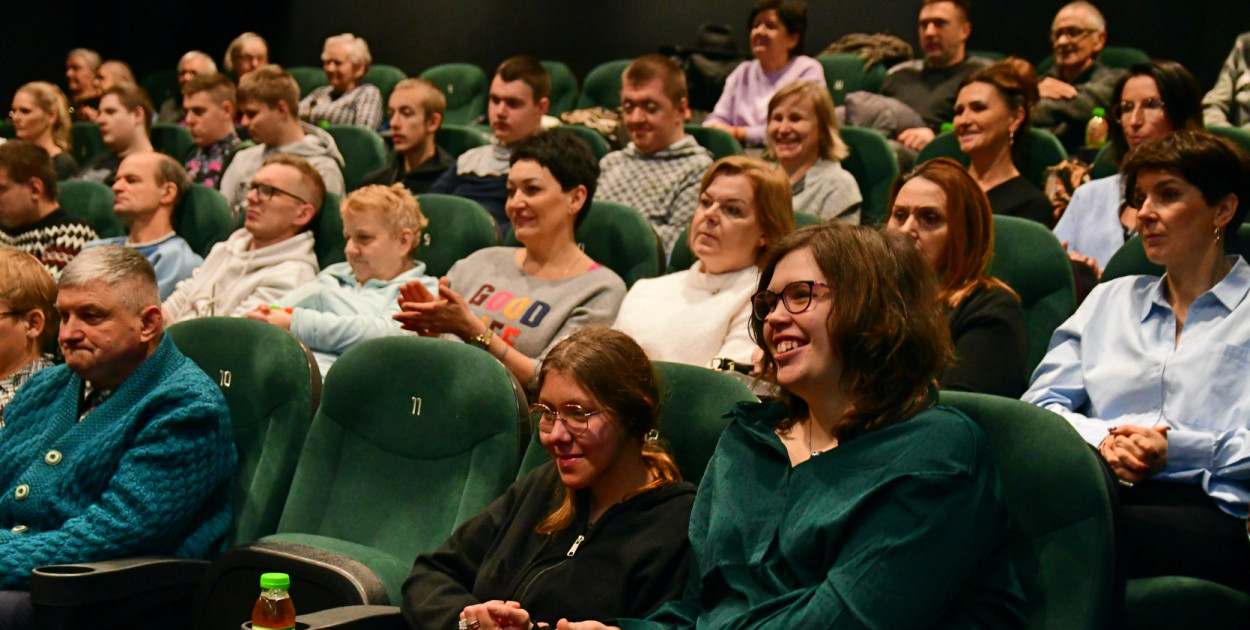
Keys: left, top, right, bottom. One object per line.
{"left": 622, "top": 54, "right": 689, "bottom": 106}
{"left": 182, "top": 71, "right": 237, "bottom": 108}
{"left": 960, "top": 57, "right": 1038, "bottom": 164}
{"left": 238, "top": 65, "right": 299, "bottom": 117}
{"left": 496, "top": 55, "right": 551, "bottom": 103}
{"left": 533, "top": 327, "right": 681, "bottom": 534}
{"left": 889, "top": 157, "right": 1015, "bottom": 307}
{"left": 102, "top": 83, "right": 155, "bottom": 135}
{"left": 749, "top": 223, "right": 952, "bottom": 440}
{"left": 1108, "top": 60, "right": 1203, "bottom": 164}
{"left": 0, "top": 141, "right": 58, "bottom": 201}
{"left": 750, "top": 0, "right": 809, "bottom": 57}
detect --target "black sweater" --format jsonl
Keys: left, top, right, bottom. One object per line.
{"left": 941, "top": 284, "right": 1029, "bottom": 398}
{"left": 401, "top": 463, "right": 696, "bottom": 630}
{"left": 985, "top": 175, "right": 1054, "bottom": 229}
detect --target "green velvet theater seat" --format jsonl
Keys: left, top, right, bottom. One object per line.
{"left": 816, "top": 54, "right": 887, "bottom": 105}
{"left": 562, "top": 124, "right": 613, "bottom": 160}
{"left": 542, "top": 60, "right": 580, "bottom": 116}
{"left": 987, "top": 215, "right": 1077, "bottom": 376}
{"left": 325, "top": 125, "right": 388, "bottom": 192}
{"left": 151, "top": 122, "right": 197, "bottom": 162}
{"left": 576, "top": 59, "right": 633, "bottom": 110}
{"left": 415, "top": 193, "right": 500, "bottom": 277}
{"left": 70, "top": 122, "right": 109, "bottom": 165}
{"left": 362, "top": 65, "right": 407, "bottom": 106}
{"left": 188, "top": 336, "right": 528, "bottom": 627}
{"left": 685, "top": 124, "right": 743, "bottom": 160}
{"left": 57, "top": 179, "right": 123, "bottom": 238}
{"left": 506, "top": 200, "right": 663, "bottom": 288}
{"left": 840, "top": 125, "right": 900, "bottom": 226}
{"left": 939, "top": 392, "right": 1116, "bottom": 630}
{"left": 30, "top": 318, "right": 321, "bottom": 630}
{"left": 435, "top": 123, "right": 489, "bottom": 159}
{"left": 173, "top": 184, "right": 234, "bottom": 258}
{"left": 287, "top": 66, "right": 329, "bottom": 99}
{"left": 520, "top": 360, "right": 757, "bottom": 484}
{"left": 420, "top": 63, "right": 489, "bottom": 126}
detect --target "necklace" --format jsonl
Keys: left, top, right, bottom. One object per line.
{"left": 523, "top": 250, "right": 582, "bottom": 278}
{"left": 807, "top": 421, "right": 827, "bottom": 457}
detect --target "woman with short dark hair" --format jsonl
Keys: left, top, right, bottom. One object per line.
{"left": 562, "top": 222, "right": 1027, "bottom": 629}
{"left": 1025, "top": 130, "right": 1250, "bottom": 592}
{"left": 403, "top": 327, "right": 694, "bottom": 630}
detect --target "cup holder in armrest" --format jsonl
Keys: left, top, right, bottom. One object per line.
{"left": 34, "top": 565, "right": 96, "bottom": 575}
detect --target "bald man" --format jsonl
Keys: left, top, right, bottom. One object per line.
{"left": 1033, "top": 1, "right": 1126, "bottom": 153}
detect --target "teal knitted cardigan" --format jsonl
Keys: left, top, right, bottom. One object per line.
{"left": 0, "top": 335, "right": 236, "bottom": 589}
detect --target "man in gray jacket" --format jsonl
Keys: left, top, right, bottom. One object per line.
{"left": 1204, "top": 32, "right": 1250, "bottom": 130}
{"left": 1032, "top": 1, "right": 1125, "bottom": 153}
{"left": 218, "top": 65, "right": 345, "bottom": 217}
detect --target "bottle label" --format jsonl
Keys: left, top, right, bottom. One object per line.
{"left": 253, "top": 626, "right": 295, "bottom": 630}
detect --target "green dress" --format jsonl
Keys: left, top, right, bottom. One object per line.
{"left": 621, "top": 400, "right": 1027, "bottom": 629}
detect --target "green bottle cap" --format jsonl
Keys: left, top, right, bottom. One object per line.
{"left": 260, "top": 572, "right": 290, "bottom": 589}
{"left": 940, "top": 122, "right": 954, "bottom": 133}
{"left": 1092, "top": 107, "right": 1106, "bottom": 117}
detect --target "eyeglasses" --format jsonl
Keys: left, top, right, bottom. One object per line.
{"left": 1113, "top": 99, "right": 1167, "bottom": 121}
{"left": 248, "top": 182, "right": 308, "bottom": 205}
{"left": 529, "top": 403, "right": 604, "bottom": 435}
{"left": 1049, "top": 27, "right": 1096, "bottom": 42}
{"left": 751, "top": 281, "right": 831, "bottom": 320}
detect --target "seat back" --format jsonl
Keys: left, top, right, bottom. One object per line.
{"left": 542, "top": 61, "right": 580, "bottom": 116}
{"left": 916, "top": 128, "right": 1069, "bottom": 189}
{"left": 275, "top": 336, "right": 526, "bottom": 564}
{"left": 435, "top": 123, "right": 490, "bottom": 159}
{"left": 287, "top": 66, "right": 329, "bottom": 98}
{"left": 419, "top": 63, "right": 489, "bottom": 125}
{"left": 1088, "top": 144, "right": 1117, "bottom": 180}
{"left": 1038, "top": 46, "right": 1150, "bottom": 75}
{"left": 507, "top": 201, "right": 662, "bottom": 287}
{"left": 1103, "top": 224, "right": 1250, "bottom": 282}
{"left": 141, "top": 70, "right": 180, "bottom": 116}
{"left": 362, "top": 64, "right": 407, "bottom": 105}
{"left": 1207, "top": 125, "right": 1250, "bottom": 156}
{"left": 173, "top": 184, "right": 234, "bottom": 257}
{"left": 520, "top": 361, "right": 756, "bottom": 483}
{"left": 325, "top": 125, "right": 387, "bottom": 192}
{"left": 816, "top": 54, "right": 887, "bottom": 105}
{"left": 415, "top": 193, "right": 500, "bottom": 276}
{"left": 666, "top": 211, "right": 822, "bottom": 273}
{"left": 685, "top": 124, "right": 743, "bottom": 160}
{"left": 839, "top": 125, "right": 899, "bottom": 226}
{"left": 562, "top": 124, "right": 612, "bottom": 159}
{"left": 938, "top": 392, "right": 1116, "bottom": 630}
{"left": 987, "top": 215, "right": 1076, "bottom": 375}
{"left": 576, "top": 59, "right": 633, "bottom": 110}
{"left": 151, "top": 123, "right": 197, "bottom": 162}
{"left": 57, "top": 179, "right": 123, "bottom": 238}
{"left": 0, "top": 121, "right": 15, "bottom": 139}
{"left": 70, "top": 122, "right": 109, "bottom": 165}
{"left": 167, "top": 318, "right": 320, "bottom": 545}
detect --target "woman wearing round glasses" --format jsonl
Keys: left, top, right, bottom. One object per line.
{"left": 1053, "top": 60, "right": 1203, "bottom": 275}
{"left": 885, "top": 157, "right": 1029, "bottom": 397}
{"left": 1025, "top": 130, "right": 1250, "bottom": 592}
{"left": 402, "top": 327, "right": 695, "bottom": 630}
{"left": 561, "top": 223, "right": 1025, "bottom": 630}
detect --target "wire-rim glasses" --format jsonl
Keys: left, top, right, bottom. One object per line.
{"left": 529, "top": 403, "right": 604, "bottom": 435}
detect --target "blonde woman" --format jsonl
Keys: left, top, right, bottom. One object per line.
{"left": 10, "top": 82, "right": 78, "bottom": 179}
{"left": 766, "top": 80, "right": 861, "bottom": 222}
{"left": 0, "top": 250, "right": 58, "bottom": 420}
{"left": 298, "top": 33, "right": 384, "bottom": 129}
{"left": 247, "top": 183, "right": 437, "bottom": 374}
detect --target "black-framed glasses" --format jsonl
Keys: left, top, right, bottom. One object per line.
{"left": 248, "top": 182, "right": 308, "bottom": 205}
{"left": 529, "top": 403, "right": 604, "bottom": 435}
{"left": 1113, "top": 99, "right": 1166, "bottom": 120}
{"left": 1049, "top": 26, "right": 1096, "bottom": 42}
{"left": 751, "top": 281, "right": 831, "bottom": 320}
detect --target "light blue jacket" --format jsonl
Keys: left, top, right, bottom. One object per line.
{"left": 86, "top": 234, "right": 203, "bottom": 300}
{"left": 281, "top": 261, "right": 438, "bottom": 377}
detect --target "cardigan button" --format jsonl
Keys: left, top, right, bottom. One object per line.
{"left": 45, "top": 450, "right": 62, "bottom": 466}
{"left": 13, "top": 485, "right": 28, "bottom": 500}
{"left": 10, "top": 525, "right": 26, "bottom": 534}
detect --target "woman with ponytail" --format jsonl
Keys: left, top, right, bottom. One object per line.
{"left": 401, "top": 326, "right": 695, "bottom": 630}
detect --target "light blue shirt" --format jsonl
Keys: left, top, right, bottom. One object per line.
{"left": 85, "top": 233, "right": 203, "bottom": 300}
{"left": 1052, "top": 174, "right": 1126, "bottom": 268}
{"left": 1022, "top": 256, "right": 1250, "bottom": 517}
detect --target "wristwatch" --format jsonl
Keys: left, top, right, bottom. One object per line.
{"left": 468, "top": 328, "right": 493, "bottom": 351}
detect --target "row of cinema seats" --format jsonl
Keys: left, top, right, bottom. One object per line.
{"left": 24, "top": 314, "right": 1156, "bottom": 630}
{"left": 27, "top": 230, "right": 1250, "bottom": 630}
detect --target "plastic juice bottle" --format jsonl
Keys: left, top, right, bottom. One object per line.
{"left": 251, "top": 572, "right": 296, "bottom": 630}
{"left": 1085, "top": 107, "right": 1109, "bottom": 149}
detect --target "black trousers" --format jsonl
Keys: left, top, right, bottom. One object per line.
{"left": 1116, "top": 479, "right": 1250, "bottom": 593}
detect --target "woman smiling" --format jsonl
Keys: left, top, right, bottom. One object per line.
{"left": 766, "top": 81, "right": 862, "bottom": 222}
{"left": 298, "top": 33, "right": 384, "bottom": 130}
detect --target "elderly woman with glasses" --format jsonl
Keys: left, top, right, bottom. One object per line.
{"left": 560, "top": 223, "right": 1025, "bottom": 630}
{"left": 401, "top": 327, "right": 695, "bottom": 630}
{"left": 1053, "top": 60, "right": 1204, "bottom": 275}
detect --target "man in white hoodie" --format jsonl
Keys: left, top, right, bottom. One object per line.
{"left": 218, "top": 65, "right": 345, "bottom": 217}
{"left": 162, "top": 154, "right": 322, "bottom": 322}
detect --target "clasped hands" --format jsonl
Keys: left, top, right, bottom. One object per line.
{"left": 458, "top": 601, "right": 616, "bottom": 630}
{"left": 1098, "top": 424, "right": 1169, "bottom": 483}
{"left": 393, "top": 277, "right": 479, "bottom": 339}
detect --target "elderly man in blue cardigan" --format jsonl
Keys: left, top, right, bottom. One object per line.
{"left": 0, "top": 244, "right": 236, "bottom": 627}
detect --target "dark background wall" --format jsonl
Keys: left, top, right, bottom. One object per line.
{"left": 3, "top": 0, "right": 1246, "bottom": 111}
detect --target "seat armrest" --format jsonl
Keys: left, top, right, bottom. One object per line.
{"left": 297, "top": 605, "right": 406, "bottom": 630}
{"left": 30, "top": 557, "right": 209, "bottom": 629}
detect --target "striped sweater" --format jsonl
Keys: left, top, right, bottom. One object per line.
{"left": 0, "top": 208, "right": 98, "bottom": 278}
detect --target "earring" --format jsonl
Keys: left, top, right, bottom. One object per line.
{"left": 1215, "top": 225, "right": 1223, "bottom": 242}
{"left": 644, "top": 429, "right": 660, "bottom": 443}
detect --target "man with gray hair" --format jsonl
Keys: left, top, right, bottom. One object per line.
{"left": 0, "top": 245, "right": 235, "bottom": 625}
{"left": 1033, "top": 1, "right": 1126, "bottom": 153}
{"left": 158, "top": 51, "right": 218, "bottom": 124}
{"left": 64, "top": 48, "right": 102, "bottom": 121}
{"left": 85, "top": 152, "right": 203, "bottom": 299}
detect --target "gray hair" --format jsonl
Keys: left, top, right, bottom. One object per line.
{"left": 322, "top": 33, "right": 372, "bottom": 68}
{"left": 59, "top": 245, "right": 160, "bottom": 314}
{"left": 224, "top": 32, "right": 268, "bottom": 74}
{"left": 68, "top": 48, "right": 102, "bottom": 71}
{"left": 152, "top": 153, "right": 191, "bottom": 207}
{"left": 1059, "top": 1, "right": 1107, "bottom": 32}
{"left": 178, "top": 50, "right": 218, "bottom": 74}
